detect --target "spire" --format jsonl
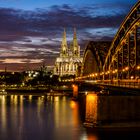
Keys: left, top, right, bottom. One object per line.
{"left": 62, "top": 28, "right": 67, "bottom": 46}
{"left": 60, "top": 28, "right": 68, "bottom": 57}
{"left": 73, "top": 28, "right": 78, "bottom": 45}
{"left": 73, "top": 28, "right": 77, "bottom": 39}
{"left": 72, "top": 28, "right": 80, "bottom": 57}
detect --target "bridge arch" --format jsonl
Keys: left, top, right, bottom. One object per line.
{"left": 81, "top": 41, "right": 110, "bottom": 76}
{"left": 103, "top": 1, "right": 140, "bottom": 80}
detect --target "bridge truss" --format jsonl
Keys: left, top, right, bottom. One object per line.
{"left": 70, "top": 1, "right": 140, "bottom": 89}
{"left": 103, "top": 1, "right": 140, "bottom": 81}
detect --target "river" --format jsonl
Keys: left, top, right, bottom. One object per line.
{"left": 0, "top": 93, "right": 139, "bottom": 140}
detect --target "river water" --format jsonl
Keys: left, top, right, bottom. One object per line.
{"left": 0, "top": 93, "right": 139, "bottom": 140}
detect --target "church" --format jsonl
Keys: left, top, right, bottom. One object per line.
{"left": 53, "top": 28, "right": 83, "bottom": 76}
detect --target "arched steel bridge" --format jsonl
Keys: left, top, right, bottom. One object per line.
{"left": 66, "top": 1, "right": 140, "bottom": 89}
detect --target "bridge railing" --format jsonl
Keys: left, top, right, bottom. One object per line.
{"left": 62, "top": 77, "right": 140, "bottom": 89}
{"left": 94, "top": 79, "right": 140, "bottom": 89}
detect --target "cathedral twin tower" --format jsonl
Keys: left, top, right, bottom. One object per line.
{"left": 54, "top": 28, "right": 83, "bottom": 76}
{"left": 60, "top": 28, "right": 80, "bottom": 57}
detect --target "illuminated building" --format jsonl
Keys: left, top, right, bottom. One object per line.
{"left": 54, "top": 28, "right": 83, "bottom": 76}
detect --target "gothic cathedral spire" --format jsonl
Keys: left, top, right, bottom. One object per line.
{"left": 54, "top": 28, "right": 83, "bottom": 76}
{"left": 72, "top": 28, "right": 80, "bottom": 57}
{"left": 60, "top": 28, "right": 68, "bottom": 57}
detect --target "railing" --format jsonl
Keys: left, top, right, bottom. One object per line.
{"left": 85, "top": 79, "right": 140, "bottom": 89}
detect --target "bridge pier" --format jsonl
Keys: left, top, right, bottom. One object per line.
{"left": 72, "top": 84, "right": 78, "bottom": 98}
{"left": 83, "top": 91, "right": 140, "bottom": 128}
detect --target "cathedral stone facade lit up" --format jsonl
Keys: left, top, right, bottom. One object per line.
{"left": 54, "top": 29, "right": 83, "bottom": 76}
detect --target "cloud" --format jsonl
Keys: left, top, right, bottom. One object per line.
{"left": 0, "top": 3, "right": 131, "bottom": 40}
{"left": 0, "top": 2, "right": 136, "bottom": 71}
{"left": 0, "top": 58, "right": 44, "bottom": 64}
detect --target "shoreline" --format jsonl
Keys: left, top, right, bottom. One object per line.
{"left": 1, "top": 88, "right": 72, "bottom": 96}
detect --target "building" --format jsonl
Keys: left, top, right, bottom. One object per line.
{"left": 54, "top": 28, "right": 83, "bottom": 76}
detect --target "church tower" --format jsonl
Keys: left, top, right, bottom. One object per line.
{"left": 54, "top": 28, "right": 83, "bottom": 76}
{"left": 71, "top": 28, "right": 80, "bottom": 57}
{"left": 60, "top": 28, "right": 68, "bottom": 57}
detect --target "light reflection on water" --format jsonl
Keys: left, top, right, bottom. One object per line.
{"left": 1, "top": 96, "right": 6, "bottom": 134}
{"left": 85, "top": 93, "right": 98, "bottom": 125}
{"left": 0, "top": 94, "right": 96, "bottom": 140}
{"left": 0, "top": 94, "right": 139, "bottom": 140}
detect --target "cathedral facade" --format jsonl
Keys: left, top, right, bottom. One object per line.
{"left": 53, "top": 29, "right": 83, "bottom": 76}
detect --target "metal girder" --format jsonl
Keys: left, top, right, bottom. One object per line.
{"left": 81, "top": 41, "right": 105, "bottom": 76}
{"left": 103, "top": 1, "right": 140, "bottom": 80}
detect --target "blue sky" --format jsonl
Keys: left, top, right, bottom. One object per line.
{"left": 0, "top": 0, "right": 138, "bottom": 71}
{"left": 0, "top": 0, "right": 137, "bottom": 10}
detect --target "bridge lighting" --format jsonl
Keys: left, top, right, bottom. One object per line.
{"left": 137, "top": 66, "right": 140, "bottom": 70}
{"left": 105, "top": 71, "right": 110, "bottom": 74}
{"left": 112, "top": 69, "right": 118, "bottom": 73}
{"left": 122, "top": 67, "right": 129, "bottom": 72}
{"left": 85, "top": 80, "right": 97, "bottom": 83}
{"left": 125, "top": 67, "right": 129, "bottom": 71}
{"left": 100, "top": 72, "right": 104, "bottom": 75}
{"left": 131, "top": 76, "right": 134, "bottom": 79}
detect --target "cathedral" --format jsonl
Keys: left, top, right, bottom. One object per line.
{"left": 53, "top": 28, "right": 83, "bottom": 76}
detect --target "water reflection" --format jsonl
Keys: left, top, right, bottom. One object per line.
{"left": 0, "top": 96, "right": 7, "bottom": 134}
{"left": 54, "top": 96, "right": 60, "bottom": 128}
{"left": 29, "top": 95, "right": 32, "bottom": 102}
{"left": 70, "top": 100, "right": 80, "bottom": 126}
{"left": 0, "top": 94, "right": 139, "bottom": 140}
{"left": 0, "top": 95, "right": 87, "bottom": 140}
{"left": 85, "top": 92, "right": 98, "bottom": 125}
{"left": 18, "top": 95, "right": 23, "bottom": 140}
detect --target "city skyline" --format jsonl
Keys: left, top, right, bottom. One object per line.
{"left": 0, "top": 0, "right": 138, "bottom": 71}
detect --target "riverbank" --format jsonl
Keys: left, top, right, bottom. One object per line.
{"left": 5, "top": 88, "right": 49, "bottom": 93}
{"left": 4, "top": 86, "right": 73, "bottom": 95}
{"left": 2, "top": 88, "right": 72, "bottom": 96}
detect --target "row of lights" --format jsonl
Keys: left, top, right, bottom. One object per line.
{"left": 62, "top": 65, "right": 140, "bottom": 82}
